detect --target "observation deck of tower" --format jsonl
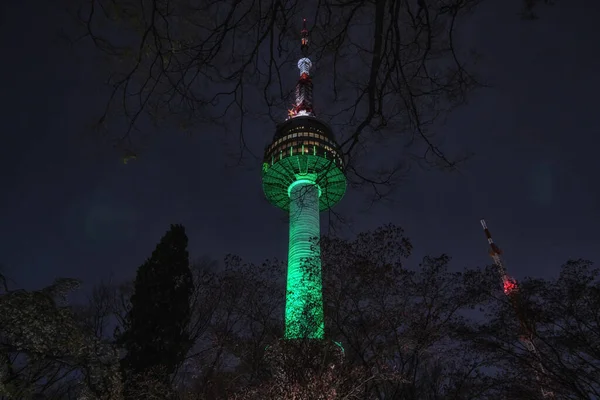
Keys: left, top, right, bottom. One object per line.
{"left": 261, "top": 19, "right": 346, "bottom": 340}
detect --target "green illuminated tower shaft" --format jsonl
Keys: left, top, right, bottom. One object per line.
{"left": 262, "top": 18, "right": 346, "bottom": 342}
{"left": 287, "top": 181, "right": 323, "bottom": 339}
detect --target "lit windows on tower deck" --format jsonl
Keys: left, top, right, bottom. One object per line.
{"left": 261, "top": 116, "right": 346, "bottom": 212}
{"left": 263, "top": 117, "right": 344, "bottom": 168}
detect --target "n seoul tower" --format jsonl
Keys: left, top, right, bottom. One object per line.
{"left": 261, "top": 19, "right": 346, "bottom": 340}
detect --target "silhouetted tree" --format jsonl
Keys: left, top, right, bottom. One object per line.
{"left": 74, "top": 257, "right": 227, "bottom": 399}
{"left": 232, "top": 341, "right": 405, "bottom": 400}
{"left": 117, "top": 224, "right": 194, "bottom": 398}
{"left": 180, "top": 256, "right": 285, "bottom": 399}
{"left": 0, "top": 277, "right": 122, "bottom": 399}
{"left": 319, "top": 225, "right": 502, "bottom": 399}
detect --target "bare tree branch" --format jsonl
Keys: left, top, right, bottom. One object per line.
{"left": 65, "top": 0, "right": 485, "bottom": 198}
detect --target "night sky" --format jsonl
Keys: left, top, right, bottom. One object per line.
{"left": 1, "top": 0, "right": 599, "bottom": 293}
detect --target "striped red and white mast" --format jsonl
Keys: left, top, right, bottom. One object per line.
{"left": 480, "top": 219, "right": 555, "bottom": 399}
{"left": 287, "top": 18, "right": 314, "bottom": 119}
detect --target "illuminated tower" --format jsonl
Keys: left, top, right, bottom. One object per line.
{"left": 261, "top": 19, "right": 346, "bottom": 340}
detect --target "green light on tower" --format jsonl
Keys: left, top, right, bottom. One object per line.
{"left": 262, "top": 117, "right": 346, "bottom": 340}
{"left": 287, "top": 179, "right": 322, "bottom": 338}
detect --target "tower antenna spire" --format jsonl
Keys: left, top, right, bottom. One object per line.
{"left": 301, "top": 18, "right": 309, "bottom": 56}
{"left": 481, "top": 219, "right": 515, "bottom": 294}
{"left": 287, "top": 18, "right": 314, "bottom": 119}
{"left": 480, "top": 219, "right": 555, "bottom": 399}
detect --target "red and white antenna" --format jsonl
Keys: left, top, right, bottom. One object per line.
{"left": 288, "top": 18, "right": 314, "bottom": 119}
{"left": 480, "top": 219, "right": 555, "bottom": 398}
{"left": 481, "top": 219, "right": 518, "bottom": 295}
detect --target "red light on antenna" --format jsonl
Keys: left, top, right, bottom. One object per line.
{"left": 503, "top": 277, "right": 518, "bottom": 295}
{"left": 301, "top": 19, "right": 309, "bottom": 48}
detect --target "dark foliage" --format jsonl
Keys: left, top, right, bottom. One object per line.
{"left": 117, "top": 224, "right": 194, "bottom": 397}
{"left": 2, "top": 224, "right": 597, "bottom": 400}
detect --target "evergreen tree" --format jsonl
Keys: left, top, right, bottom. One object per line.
{"left": 118, "top": 224, "right": 194, "bottom": 397}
